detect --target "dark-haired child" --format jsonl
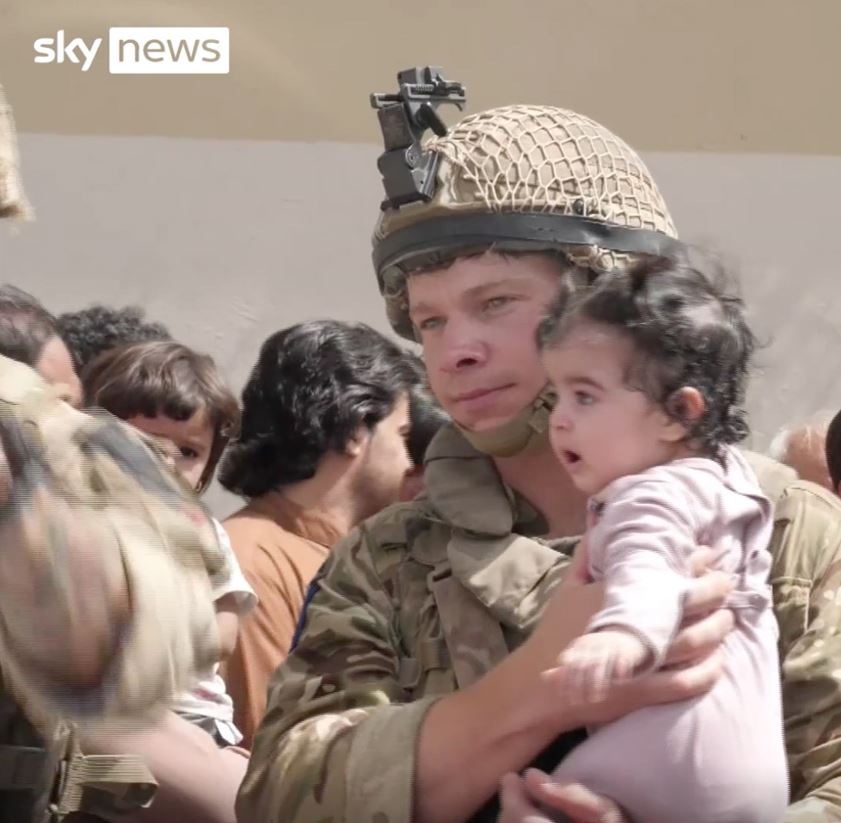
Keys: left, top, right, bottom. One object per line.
{"left": 84, "top": 340, "right": 256, "bottom": 747}
{"left": 540, "top": 256, "right": 787, "bottom": 822}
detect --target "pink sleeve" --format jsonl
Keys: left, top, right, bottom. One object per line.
{"left": 587, "top": 476, "right": 702, "bottom": 667}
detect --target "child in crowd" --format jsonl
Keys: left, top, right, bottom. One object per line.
{"left": 539, "top": 255, "right": 788, "bottom": 822}
{"left": 84, "top": 340, "right": 256, "bottom": 747}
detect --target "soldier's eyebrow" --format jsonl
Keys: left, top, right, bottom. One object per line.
{"left": 564, "top": 375, "right": 605, "bottom": 390}
{"left": 466, "top": 277, "right": 534, "bottom": 300}
{"left": 408, "top": 300, "right": 437, "bottom": 318}
{"left": 409, "top": 276, "right": 533, "bottom": 319}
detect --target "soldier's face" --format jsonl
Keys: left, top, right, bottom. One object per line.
{"left": 408, "top": 253, "right": 561, "bottom": 432}
{"left": 36, "top": 335, "right": 83, "bottom": 408}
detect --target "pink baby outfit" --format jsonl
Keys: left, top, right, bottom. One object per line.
{"left": 552, "top": 447, "right": 788, "bottom": 823}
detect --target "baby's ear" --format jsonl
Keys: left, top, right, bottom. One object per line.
{"left": 662, "top": 387, "right": 706, "bottom": 442}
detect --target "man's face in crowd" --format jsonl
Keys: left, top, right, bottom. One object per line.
{"left": 352, "top": 392, "right": 412, "bottom": 518}
{"left": 784, "top": 426, "right": 833, "bottom": 491}
{"left": 36, "top": 335, "right": 83, "bottom": 408}
{"left": 408, "top": 253, "right": 562, "bottom": 432}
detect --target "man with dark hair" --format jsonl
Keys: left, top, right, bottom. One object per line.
{"left": 400, "top": 352, "right": 450, "bottom": 500}
{"left": 219, "top": 319, "right": 418, "bottom": 745}
{"left": 57, "top": 304, "right": 172, "bottom": 373}
{"left": 0, "top": 284, "right": 82, "bottom": 406}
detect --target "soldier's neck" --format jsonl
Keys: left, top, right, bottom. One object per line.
{"left": 494, "top": 447, "right": 588, "bottom": 539}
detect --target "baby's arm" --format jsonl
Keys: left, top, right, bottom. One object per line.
{"left": 555, "top": 477, "right": 700, "bottom": 703}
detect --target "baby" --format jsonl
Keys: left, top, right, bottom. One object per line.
{"left": 539, "top": 255, "right": 788, "bottom": 822}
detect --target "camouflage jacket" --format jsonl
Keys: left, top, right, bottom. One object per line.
{"left": 238, "top": 425, "right": 841, "bottom": 823}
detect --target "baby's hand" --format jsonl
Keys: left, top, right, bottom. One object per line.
{"left": 553, "top": 630, "right": 648, "bottom": 705}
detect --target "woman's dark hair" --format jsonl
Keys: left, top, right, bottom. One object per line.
{"left": 83, "top": 341, "right": 240, "bottom": 493}
{"left": 538, "top": 253, "right": 756, "bottom": 461}
{"left": 219, "top": 320, "right": 419, "bottom": 498}
{"left": 57, "top": 304, "right": 172, "bottom": 371}
{"left": 0, "top": 284, "right": 61, "bottom": 366}
{"left": 826, "top": 409, "right": 841, "bottom": 491}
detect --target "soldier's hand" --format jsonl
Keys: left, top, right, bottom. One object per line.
{"left": 499, "top": 769, "right": 628, "bottom": 823}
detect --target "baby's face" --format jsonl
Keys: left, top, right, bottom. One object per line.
{"left": 126, "top": 409, "right": 214, "bottom": 492}
{"left": 543, "top": 322, "right": 677, "bottom": 497}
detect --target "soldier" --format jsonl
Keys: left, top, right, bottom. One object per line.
{"left": 237, "top": 69, "right": 841, "bottom": 823}
{"left": 0, "top": 84, "right": 224, "bottom": 822}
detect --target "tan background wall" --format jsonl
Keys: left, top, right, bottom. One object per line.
{"left": 2, "top": 0, "right": 840, "bottom": 514}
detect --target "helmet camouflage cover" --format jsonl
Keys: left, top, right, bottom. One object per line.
{"left": 371, "top": 68, "right": 679, "bottom": 340}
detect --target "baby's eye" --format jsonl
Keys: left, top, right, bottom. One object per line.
{"left": 575, "top": 391, "right": 595, "bottom": 406}
{"left": 180, "top": 446, "right": 199, "bottom": 459}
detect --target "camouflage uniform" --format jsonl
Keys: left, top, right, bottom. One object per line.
{"left": 239, "top": 427, "right": 841, "bottom": 823}
{"left": 772, "top": 480, "right": 841, "bottom": 821}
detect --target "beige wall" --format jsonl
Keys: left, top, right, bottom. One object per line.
{"left": 2, "top": 0, "right": 841, "bottom": 152}
{"left": 2, "top": 0, "right": 841, "bottom": 514}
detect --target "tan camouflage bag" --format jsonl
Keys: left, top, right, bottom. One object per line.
{"left": 0, "top": 355, "right": 227, "bottom": 821}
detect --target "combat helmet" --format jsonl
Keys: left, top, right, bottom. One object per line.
{"left": 0, "top": 85, "right": 31, "bottom": 220}
{"left": 370, "top": 67, "right": 680, "bottom": 456}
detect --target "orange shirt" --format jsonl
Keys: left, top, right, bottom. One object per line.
{"left": 221, "top": 491, "right": 343, "bottom": 748}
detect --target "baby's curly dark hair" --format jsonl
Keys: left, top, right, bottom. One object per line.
{"left": 538, "top": 252, "right": 756, "bottom": 462}
{"left": 57, "top": 305, "right": 171, "bottom": 372}
{"left": 219, "top": 320, "right": 420, "bottom": 499}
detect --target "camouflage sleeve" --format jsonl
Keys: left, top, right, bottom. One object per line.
{"left": 769, "top": 482, "right": 841, "bottom": 821}
{"left": 237, "top": 523, "right": 440, "bottom": 823}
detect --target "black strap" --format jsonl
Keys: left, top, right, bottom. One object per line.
{"left": 0, "top": 745, "right": 49, "bottom": 791}
{"left": 374, "top": 212, "right": 680, "bottom": 281}
{"left": 467, "top": 728, "right": 588, "bottom": 823}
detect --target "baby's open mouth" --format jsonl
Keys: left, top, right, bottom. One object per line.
{"left": 563, "top": 450, "right": 581, "bottom": 465}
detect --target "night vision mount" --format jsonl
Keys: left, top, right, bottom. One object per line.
{"left": 370, "top": 67, "right": 466, "bottom": 210}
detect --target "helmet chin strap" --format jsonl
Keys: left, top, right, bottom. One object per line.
{"left": 456, "top": 386, "right": 557, "bottom": 458}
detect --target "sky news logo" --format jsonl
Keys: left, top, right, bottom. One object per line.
{"left": 33, "top": 27, "right": 229, "bottom": 74}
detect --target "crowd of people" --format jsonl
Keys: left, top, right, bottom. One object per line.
{"left": 3, "top": 76, "right": 841, "bottom": 823}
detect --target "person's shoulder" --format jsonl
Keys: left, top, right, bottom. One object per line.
{"left": 775, "top": 479, "right": 841, "bottom": 524}
{"left": 222, "top": 506, "right": 284, "bottom": 553}
{"left": 770, "top": 480, "right": 841, "bottom": 580}
{"left": 333, "top": 496, "right": 442, "bottom": 579}
{"left": 740, "top": 449, "right": 798, "bottom": 505}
